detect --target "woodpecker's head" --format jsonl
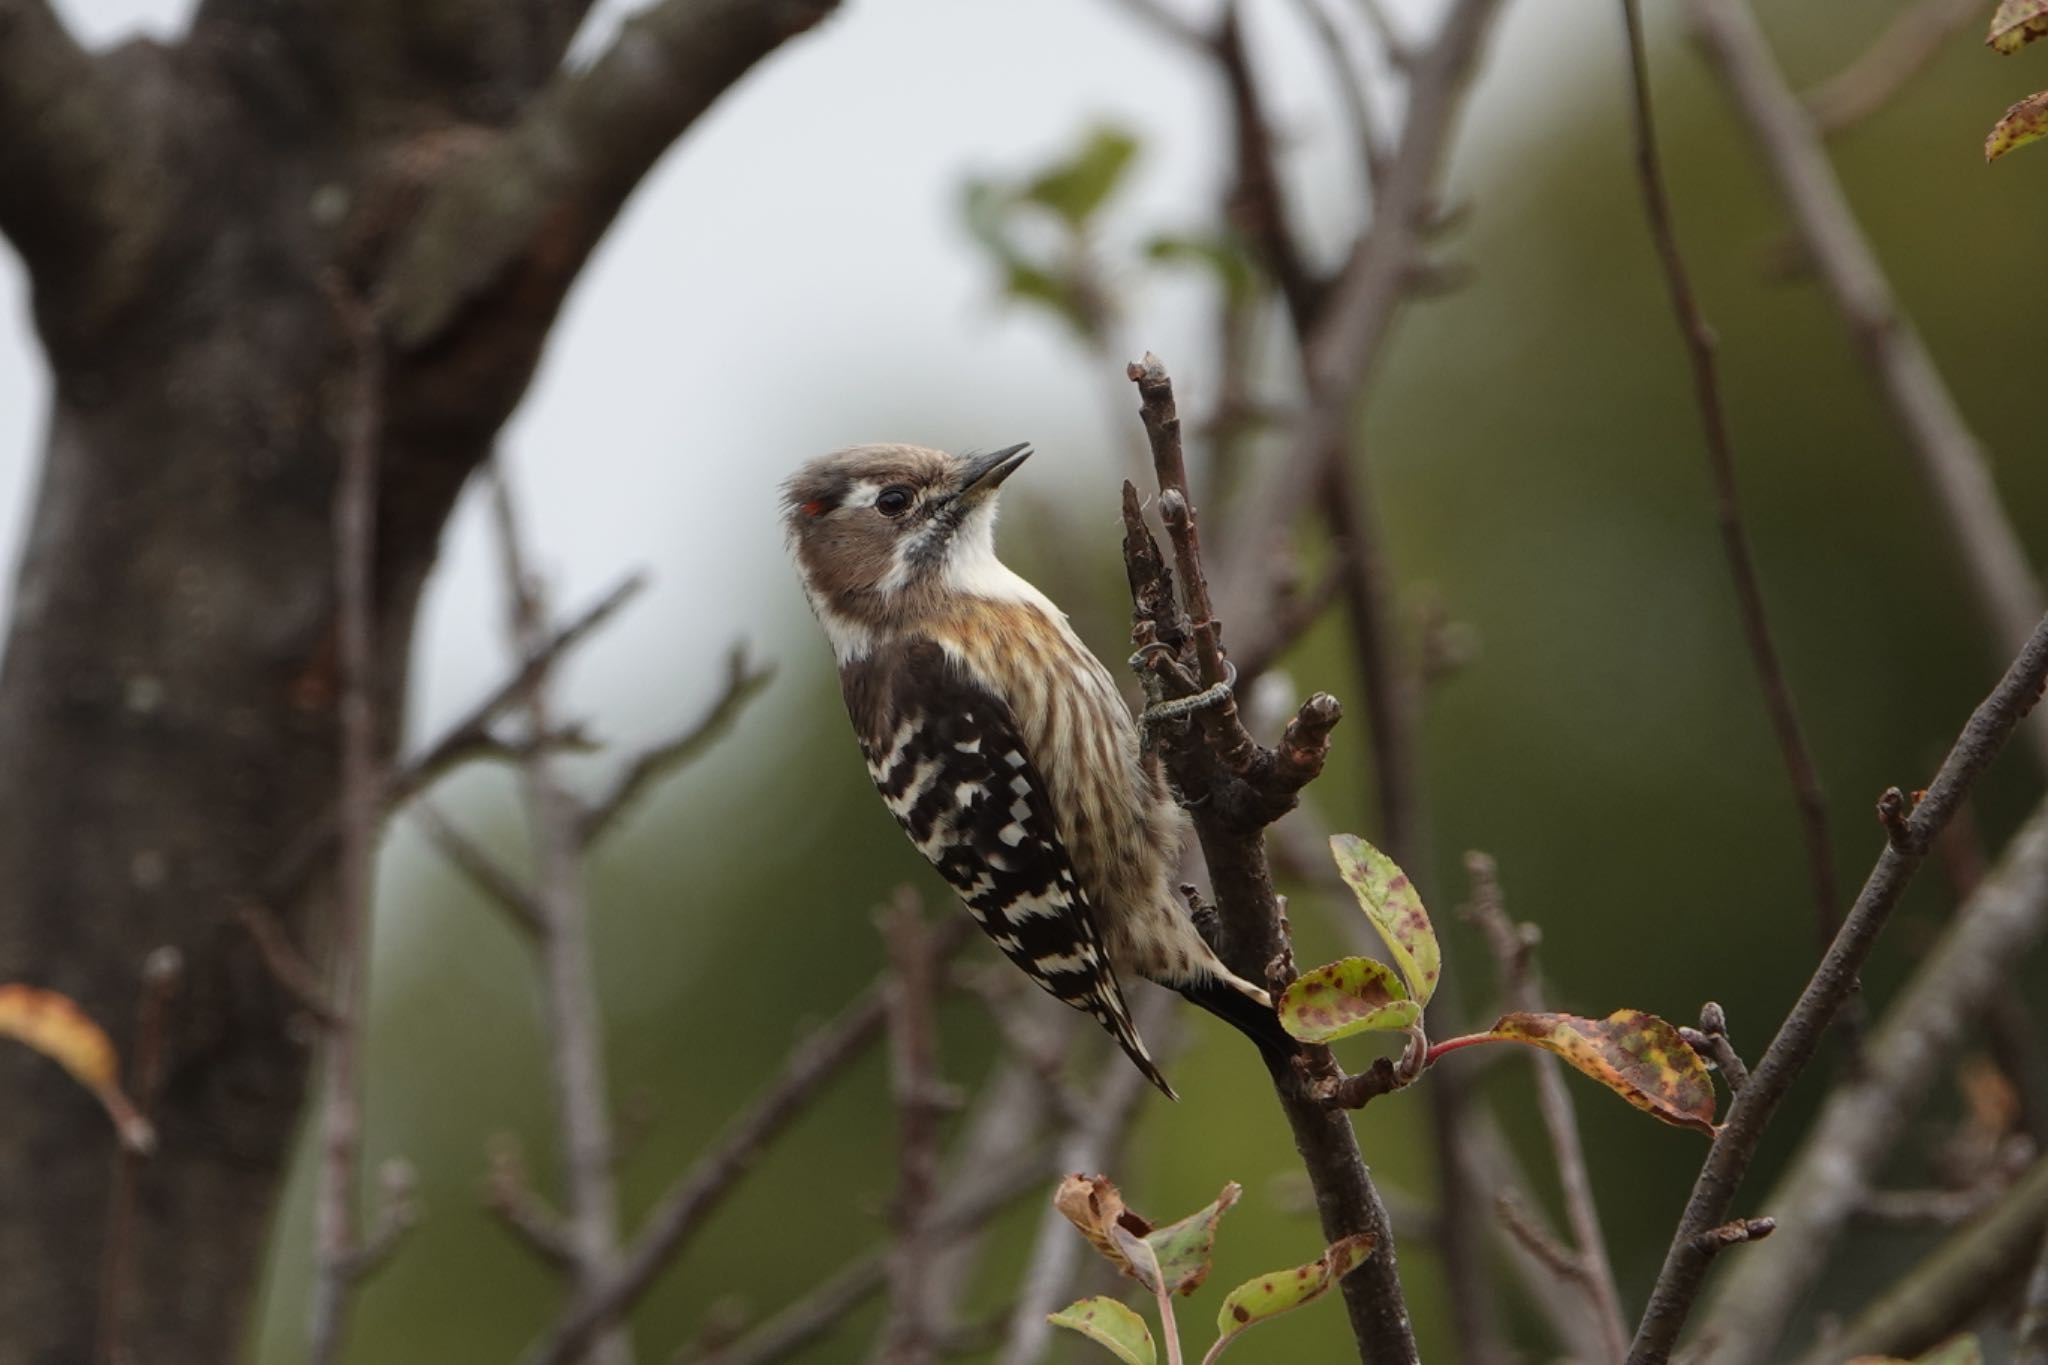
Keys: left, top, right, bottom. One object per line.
{"left": 783, "top": 442, "right": 1035, "bottom": 659}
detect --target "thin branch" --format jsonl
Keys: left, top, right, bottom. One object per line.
{"left": 523, "top": 919, "right": 971, "bottom": 1365}
{"left": 1680, "top": 1001, "right": 1751, "bottom": 1095}
{"left": 236, "top": 902, "right": 340, "bottom": 1025}
{"left": 1122, "top": 356, "right": 1414, "bottom": 1365}
{"left": 307, "top": 280, "right": 385, "bottom": 1365}
{"left": 1289, "top": 0, "right": 1392, "bottom": 192}
{"left": 874, "top": 892, "right": 950, "bottom": 1365}
{"left": 1789, "top": 1154, "right": 2048, "bottom": 1365}
{"left": 95, "top": 946, "right": 182, "bottom": 1365}
{"left": 1465, "top": 853, "right": 1628, "bottom": 1363}
{"left": 581, "top": 647, "right": 774, "bottom": 843}
{"left": 1688, "top": 792, "right": 2048, "bottom": 1365}
{"left": 485, "top": 463, "right": 633, "bottom": 1365}
{"left": 994, "top": 993, "right": 1174, "bottom": 1365}
{"left": 681, "top": 1147, "right": 1058, "bottom": 1365}
{"left": 412, "top": 800, "right": 547, "bottom": 938}
{"left": 1801, "top": 0, "right": 1983, "bottom": 136}
{"left": 488, "top": 1136, "right": 579, "bottom": 1272}
{"left": 261, "top": 572, "right": 647, "bottom": 905}
{"left": 1214, "top": 0, "right": 1503, "bottom": 614}
{"left": 1618, "top": 0, "right": 1841, "bottom": 963}
{"left": 1627, "top": 610, "right": 2048, "bottom": 1364}
{"left": 1682, "top": 0, "right": 2048, "bottom": 773}
{"left": 383, "top": 0, "right": 844, "bottom": 350}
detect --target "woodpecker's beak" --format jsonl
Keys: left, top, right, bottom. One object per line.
{"left": 953, "top": 443, "right": 1032, "bottom": 502}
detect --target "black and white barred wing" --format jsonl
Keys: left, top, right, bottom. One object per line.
{"left": 843, "top": 639, "right": 1174, "bottom": 1099}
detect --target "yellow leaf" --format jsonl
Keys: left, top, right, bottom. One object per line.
{"left": 1988, "top": 0, "right": 2048, "bottom": 52}
{"left": 1986, "top": 91, "right": 2048, "bottom": 162}
{"left": 1048, "top": 1297, "right": 1156, "bottom": 1365}
{"left": 0, "top": 984, "right": 153, "bottom": 1151}
{"left": 1212, "top": 1235, "right": 1376, "bottom": 1349}
{"left": 1480, "top": 1010, "right": 1718, "bottom": 1135}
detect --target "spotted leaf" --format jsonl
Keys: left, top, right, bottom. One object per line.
{"left": 1989, "top": 0, "right": 2048, "bottom": 52}
{"left": 0, "top": 984, "right": 153, "bottom": 1151}
{"left": 1987, "top": 91, "right": 2048, "bottom": 161}
{"left": 1143, "top": 1182, "right": 1240, "bottom": 1297}
{"left": 1277, "top": 957, "right": 1420, "bottom": 1044}
{"left": 1210, "top": 1235, "right": 1377, "bottom": 1356}
{"left": 1049, "top": 1297, "right": 1157, "bottom": 1365}
{"left": 1476, "top": 1010, "right": 1717, "bottom": 1134}
{"left": 1054, "top": 1173, "right": 1154, "bottom": 1280}
{"left": 1329, "top": 835, "right": 1439, "bottom": 1005}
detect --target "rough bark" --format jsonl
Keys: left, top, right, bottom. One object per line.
{"left": 0, "top": 3, "right": 836, "bottom": 1361}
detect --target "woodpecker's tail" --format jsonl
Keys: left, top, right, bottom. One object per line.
{"left": 1081, "top": 990, "right": 1178, "bottom": 1101}
{"left": 1179, "top": 977, "right": 1301, "bottom": 1066}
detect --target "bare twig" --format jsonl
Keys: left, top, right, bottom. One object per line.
{"left": 485, "top": 463, "right": 633, "bottom": 1365}
{"left": 307, "top": 282, "right": 385, "bottom": 1365}
{"left": 1465, "top": 853, "right": 1628, "bottom": 1362}
{"left": 488, "top": 1136, "right": 578, "bottom": 1272}
{"left": 1618, "top": 0, "right": 1841, "bottom": 964}
{"left": 1122, "top": 356, "right": 1414, "bottom": 1365}
{"left": 261, "top": 572, "right": 647, "bottom": 905}
{"left": 994, "top": 992, "right": 1174, "bottom": 1365}
{"left": 875, "top": 892, "right": 949, "bottom": 1365}
{"left": 236, "top": 902, "right": 340, "bottom": 1025}
{"left": 1789, "top": 1154, "right": 2048, "bottom": 1365}
{"left": 1680, "top": 1001, "right": 1750, "bottom": 1095}
{"left": 1802, "top": 0, "right": 1983, "bottom": 135}
{"left": 524, "top": 918, "right": 970, "bottom": 1365}
{"left": 1628, "top": 610, "right": 2048, "bottom": 1364}
{"left": 412, "top": 800, "right": 546, "bottom": 938}
{"left": 704, "top": 1029, "right": 1162, "bottom": 1365}
{"left": 581, "top": 647, "right": 773, "bottom": 842}
{"left": 1682, "top": 0, "right": 2048, "bottom": 773}
{"left": 95, "top": 946, "right": 181, "bottom": 1365}
{"left": 1214, "top": 0, "right": 1503, "bottom": 615}
{"left": 1691, "top": 793, "right": 2048, "bottom": 1365}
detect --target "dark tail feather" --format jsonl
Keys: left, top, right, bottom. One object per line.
{"left": 1179, "top": 978, "right": 1300, "bottom": 1066}
{"left": 1086, "top": 996, "right": 1179, "bottom": 1101}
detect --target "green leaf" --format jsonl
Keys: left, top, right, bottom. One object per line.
{"left": 1023, "top": 126, "right": 1140, "bottom": 226}
{"left": 1329, "top": 835, "right": 1441, "bottom": 1005}
{"left": 1144, "top": 232, "right": 1257, "bottom": 306}
{"left": 1986, "top": 91, "right": 2048, "bottom": 162}
{"left": 1049, "top": 1297, "right": 1157, "bottom": 1365}
{"left": 1277, "top": 957, "right": 1420, "bottom": 1044}
{"left": 1210, "top": 1235, "right": 1377, "bottom": 1354}
{"left": 1476, "top": 1011, "right": 1718, "bottom": 1134}
{"left": 1988, "top": 0, "right": 2048, "bottom": 52}
{"left": 1143, "top": 1183, "right": 1241, "bottom": 1296}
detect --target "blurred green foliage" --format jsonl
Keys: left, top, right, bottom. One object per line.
{"left": 250, "top": 7, "right": 2048, "bottom": 1363}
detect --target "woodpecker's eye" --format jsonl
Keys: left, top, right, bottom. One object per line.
{"left": 875, "top": 486, "right": 915, "bottom": 518}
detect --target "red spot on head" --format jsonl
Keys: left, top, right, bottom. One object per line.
{"left": 800, "top": 499, "right": 827, "bottom": 518}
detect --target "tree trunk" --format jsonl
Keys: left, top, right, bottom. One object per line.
{"left": 0, "top": 3, "right": 835, "bottom": 1360}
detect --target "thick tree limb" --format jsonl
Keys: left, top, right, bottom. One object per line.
{"left": 1682, "top": 0, "right": 2048, "bottom": 772}
{"left": 384, "top": 0, "right": 843, "bottom": 349}
{"left": 1689, "top": 794, "right": 2048, "bottom": 1365}
{"left": 1627, "top": 609, "right": 2048, "bottom": 1364}
{"left": 0, "top": 0, "right": 160, "bottom": 309}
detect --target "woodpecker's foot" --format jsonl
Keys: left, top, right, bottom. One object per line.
{"left": 1140, "top": 660, "right": 1237, "bottom": 730}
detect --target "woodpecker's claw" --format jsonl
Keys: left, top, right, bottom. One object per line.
{"left": 1140, "top": 659, "right": 1237, "bottom": 730}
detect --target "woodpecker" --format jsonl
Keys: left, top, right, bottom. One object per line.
{"left": 782, "top": 442, "right": 1289, "bottom": 1098}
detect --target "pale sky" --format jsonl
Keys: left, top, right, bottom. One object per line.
{"left": 0, "top": 0, "right": 1584, "bottom": 760}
